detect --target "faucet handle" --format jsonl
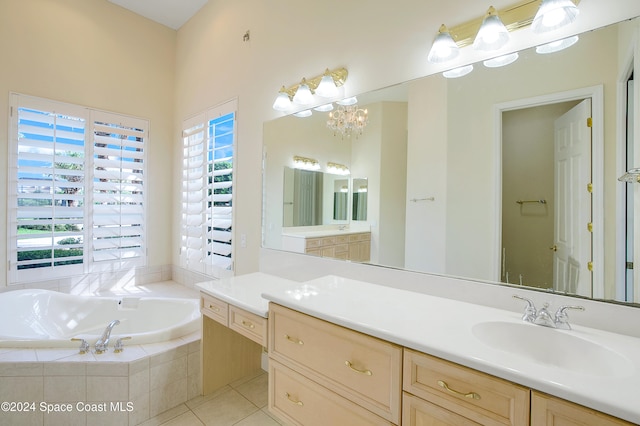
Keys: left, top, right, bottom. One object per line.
{"left": 114, "top": 337, "right": 132, "bottom": 353}
{"left": 512, "top": 295, "right": 537, "bottom": 322}
{"left": 70, "top": 338, "right": 90, "bottom": 354}
{"left": 554, "top": 305, "right": 585, "bottom": 330}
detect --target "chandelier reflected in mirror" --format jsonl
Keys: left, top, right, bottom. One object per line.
{"left": 327, "top": 104, "right": 369, "bottom": 139}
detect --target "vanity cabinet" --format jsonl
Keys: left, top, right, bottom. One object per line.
{"left": 531, "top": 392, "right": 634, "bottom": 426}
{"left": 303, "top": 232, "right": 371, "bottom": 262}
{"left": 403, "top": 349, "right": 530, "bottom": 426}
{"left": 268, "top": 303, "right": 402, "bottom": 424}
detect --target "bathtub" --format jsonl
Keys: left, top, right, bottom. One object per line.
{"left": 0, "top": 288, "right": 201, "bottom": 348}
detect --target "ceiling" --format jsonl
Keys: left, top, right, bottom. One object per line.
{"left": 107, "top": 0, "right": 208, "bottom": 30}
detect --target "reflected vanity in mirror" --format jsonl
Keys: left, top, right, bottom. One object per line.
{"left": 263, "top": 14, "right": 640, "bottom": 306}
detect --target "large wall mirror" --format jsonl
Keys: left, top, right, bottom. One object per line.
{"left": 263, "top": 14, "right": 640, "bottom": 306}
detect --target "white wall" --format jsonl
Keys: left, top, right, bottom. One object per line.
{"left": 0, "top": 0, "right": 176, "bottom": 286}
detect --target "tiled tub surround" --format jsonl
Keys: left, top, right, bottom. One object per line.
{"left": 0, "top": 282, "right": 203, "bottom": 425}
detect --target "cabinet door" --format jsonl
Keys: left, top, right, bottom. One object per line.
{"left": 403, "top": 393, "right": 483, "bottom": 426}
{"left": 531, "top": 392, "right": 634, "bottom": 426}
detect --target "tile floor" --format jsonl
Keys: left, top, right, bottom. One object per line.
{"left": 140, "top": 371, "right": 284, "bottom": 426}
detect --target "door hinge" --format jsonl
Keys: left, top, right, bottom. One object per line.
{"left": 587, "top": 261, "right": 593, "bottom": 272}
{"left": 587, "top": 117, "right": 593, "bottom": 127}
{"left": 626, "top": 262, "right": 634, "bottom": 270}
{"left": 587, "top": 183, "right": 593, "bottom": 193}
{"left": 587, "top": 222, "right": 593, "bottom": 233}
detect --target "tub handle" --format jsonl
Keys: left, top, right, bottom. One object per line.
{"left": 114, "top": 336, "right": 132, "bottom": 353}
{"left": 70, "top": 338, "right": 90, "bottom": 354}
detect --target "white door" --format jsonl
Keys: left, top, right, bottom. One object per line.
{"left": 554, "top": 99, "right": 592, "bottom": 296}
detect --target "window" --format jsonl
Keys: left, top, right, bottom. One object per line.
{"left": 8, "top": 94, "right": 148, "bottom": 284}
{"left": 180, "top": 99, "right": 237, "bottom": 275}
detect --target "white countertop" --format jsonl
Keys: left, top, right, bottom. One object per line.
{"left": 196, "top": 272, "right": 297, "bottom": 317}
{"left": 281, "top": 228, "right": 370, "bottom": 239}
{"left": 261, "top": 275, "right": 640, "bottom": 424}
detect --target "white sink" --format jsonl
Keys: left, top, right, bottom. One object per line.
{"left": 472, "top": 321, "right": 634, "bottom": 377}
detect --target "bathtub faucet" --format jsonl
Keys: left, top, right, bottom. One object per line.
{"left": 94, "top": 320, "right": 120, "bottom": 354}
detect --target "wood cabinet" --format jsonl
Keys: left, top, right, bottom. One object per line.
{"left": 531, "top": 392, "right": 634, "bottom": 426}
{"left": 304, "top": 232, "right": 371, "bottom": 262}
{"left": 200, "top": 292, "right": 264, "bottom": 394}
{"left": 268, "top": 303, "right": 402, "bottom": 424}
{"left": 403, "top": 349, "right": 530, "bottom": 426}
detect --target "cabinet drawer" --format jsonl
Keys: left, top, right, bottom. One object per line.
{"left": 336, "top": 235, "right": 350, "bottom": 244}
{"left": 306, "top": 238, "right": 322, "bottom": 249}
{"left": 269, "top": 359, "right": 392, "bottom": 426}
{"left": 403, "top": 349, "right": 529, "bottom": 426}
{"left": 349, "top": 232, "right": 371, "bottom": 242}
{"left": 229, "top": 305, "right": 267, "bottom": 346}
{"left": 269, "top": 304, "right": 402, "bottom": 423}
{"left": 403, "top": 392, "right": 482, "bottom": 426}
{"left": 201, "top": 293, "right": 228, "bottom": 326}
{"left": 531, "top": 392, "right": 634, "bottom": 426}
{"left": 334, "top": 243, "right": 349, "bottom": 253}
{"left": 321, "top": 236, "right": 337, "bottom": 246}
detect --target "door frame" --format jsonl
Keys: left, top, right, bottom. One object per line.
{"left": 493, "top": 85, "right": 604, "bottom": 298}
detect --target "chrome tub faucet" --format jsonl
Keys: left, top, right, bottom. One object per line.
{"left": 94, "top": 319, "right": 120, "bottom": 354}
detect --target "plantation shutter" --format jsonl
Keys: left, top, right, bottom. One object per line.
{"left": 206, "top": 106, "right": 235, "bottom": 271}
{"left": 9, "top": 94, "right": 87, "bottom": 283}
{"left": 180, "top": 99, "right": 236, "bottom": 275}
{"left": 91, "top": 111, "right": 147, "bottom": 268}
{"left": 180, "top": 114, "right": 207, "bottom": 271}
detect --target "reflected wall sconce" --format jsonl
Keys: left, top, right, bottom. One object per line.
{"left": 618, "top": 168, "right": 640, "bottom": 183}
{"left": 293, "top": 155, "right": 320, "bottom": 170}
{"left": 272, "top": 67, "right": 348, "bottom": 112}
{"left": 327, "top": 162, "right": 350, "bottom": 175}
{"left": 428, "top": 0, "right": 581, "bottom": 72}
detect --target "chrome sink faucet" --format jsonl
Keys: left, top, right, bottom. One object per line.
{"left": 94, "top": 319, "right": 120, "bottom": 354}
{"left": 513, "top": 295, "right": 584, "bottom": 330}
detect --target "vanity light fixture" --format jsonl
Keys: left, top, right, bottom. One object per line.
{"left": 336, "top": 96, "right": 358, "bottom": 106}
{"left": 293, "top": 110, "right": 312, "bottom": 118}
{"left": 314, "top": 103, "right": 334, "bottom": 112}
{"left": 483, "top": 52, "right": 519, "bottom": 67}
{"left": 473, "top": 6, "right": 510, "bottom": 51}
{"left": 618, "top": 168, "right": 640, "bottom": 183}
{"left": 292, "top": 78, "right": 314, "bottom": 105}
{"left": 272, "top": 67, "right": 348, "bottom": 112}
{"left": 327, "top": 162, "right": 350, "bottom": 175}
{"left": 429, "top": 0, "right": 580, "bottom": 64}
{"left": 427, "top": 24, "right": 460, "bottom": 63}
{"left": 531, "top": 0, "right": 579, "bottom": 34}
{"left": 293, "top": 155, "right": 320, "bottom": 171}
{"left": 442, "top": 64, "right": 474, "bottom": 79}
{"left": 535, "top": 35, "right": 579, "bottom": 54}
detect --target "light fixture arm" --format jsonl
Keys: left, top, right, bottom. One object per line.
{"left": 280, "top": 67, "right": 348, "bottom": 100}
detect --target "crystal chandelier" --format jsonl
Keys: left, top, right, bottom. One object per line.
{"left": 326, "top": 104, "right": 368, "bottom": 139}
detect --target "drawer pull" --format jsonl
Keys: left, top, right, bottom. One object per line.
{"left": 241, "top": 320, "right": 255, "bottom": 329}
{"left": 208, "top": 304, "right": 220, "bottom": 312}
{"left": 437, "top": 380, "right": 481, "bottom": 400}
{"left": 285, "top": 334, "right": 304, "bottom": 345}
{"left": 285, "top": 392, "right": 304, "bottom": 406}
{"left": 345, "top": 360, "right": 373, "bottom": 376}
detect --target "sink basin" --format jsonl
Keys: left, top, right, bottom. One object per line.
{"left": 472, "top": 321, "right": 634, "bottom": 377}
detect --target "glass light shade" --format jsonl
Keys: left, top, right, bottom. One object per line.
{"left": 292, "top": 80, "right": 314, "bottom": 105}
{"left": 427, "top": 25, "right": 460, "bottom": 63}
{"left": 473, "top": 9, "right": 510, "bottom": 51}
{"left": 293, "top": 109, "right": 312, "bottom": 118}
{"left": 315, "top": 74, "right": 339, "bottom": 98}
{"left": 337, "top": 96, "right": 358, "bottom": 106}
{"left": 532, "top": 0, "right": 579, "bottom": 34}
{"left": 314, "top": 103, "right": 334, "bottom": 112}
{"left": 536, "top": 35, "right": 579, "bottom": 54}
{"left": 272, "top": 89, "right": 292, "bottom": 111}
{"left": 483, "top": 52, "right": 519, "bottom": 68}
{"left": 618, "top": 168, "right": 640, "bottom": 183}
{"left": 442, "top": 64, "right": 473, "bottom": 79}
